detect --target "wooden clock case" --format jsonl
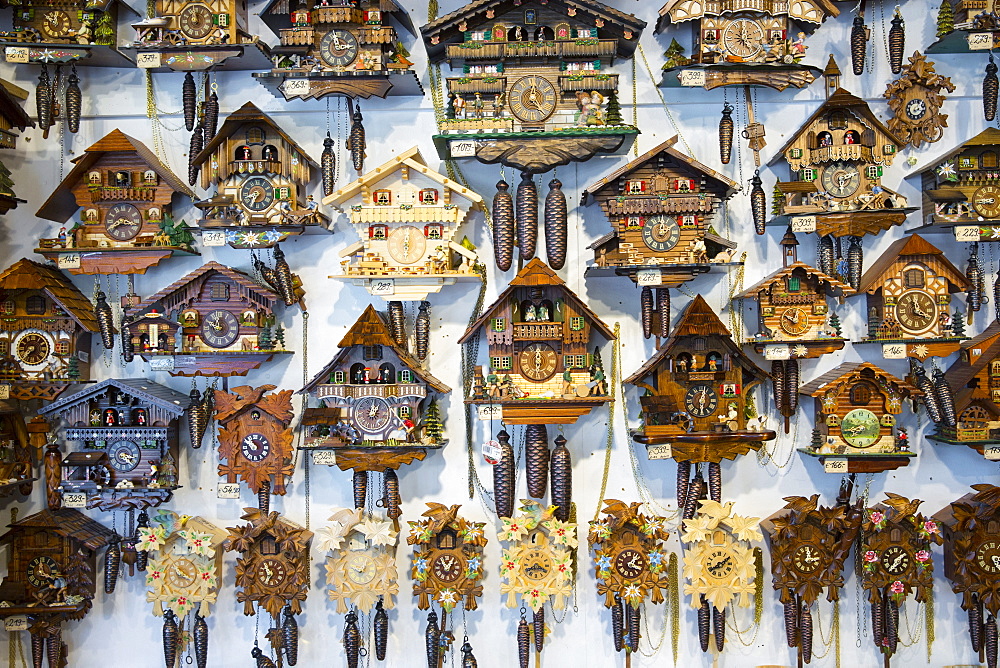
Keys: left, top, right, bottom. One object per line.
{"left": 408, "top": 502, "right": 487, "bottom": 613}
{"left": 883, "top": 52, "right": 955, "bottom": 150}
{"left": 0, "top": 80, "right": 33, "bottom": 214}
{"left": 500, "top": 499, "right": 577, "bottom": 612}
{"left": 0, "top": 400, "right": 35, "bottom": 499}
{"left": 323, "top": 508, "right": 398, "bottom": 614}
{"left": 0, "top": 0, "right": 135, "bottom": 67}
{"left": 931, "top": 320, "right": 1000, "bottom": 453}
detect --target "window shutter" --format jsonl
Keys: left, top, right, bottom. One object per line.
{"left": 593, "top": 60, "right": 601, "bottom": 70}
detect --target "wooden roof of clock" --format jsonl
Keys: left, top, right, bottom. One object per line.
{"left": 214, "top": 384, "right": 294, "bottom": 425}
{"left": 262, "top": 0, "right": 414, "bottom": 34}
{"left": 798, "top": 361, "right": 919, "bottom": 398}
{"left": 656, "top": 0, "right": 839, "bottom": 31}
{"left": 911, "top": 127, "right": 1000, "bottom": 176}
{"left": 0, "top": 508, "right": 117, "bottom": 551}
{"left": 39, "top": 377, "right": 189, "bottom": 419}
{"left": 128, "top": 260, "right": 281, "bottom": 316}
{"left": 0, "top": 258, "right": 98, "bottom": 331}
{"left": 302, "top": 304, "right": 450, "bottom": 394}
{"left": 420, "top": 0, "right": 646, "bottom": 61}
{"left": 942, "top": 319, "right": 1000, "bottom": 394}
{"left": 36, "top": 129, "right": 195, "bottom": 223}
{"left": 0, "top": 80, "right": 32, "bottom": 135}
{"left": 855, "top": 233, "right": 969, "bottom": 295}
{"left": 735, "top": 260, "right": 854, "bottom": 299}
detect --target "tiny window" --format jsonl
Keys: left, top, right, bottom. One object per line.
{"left": 261, "top": 145, "right": 279, "bottom": 162}
{"left": 673, "top": 178, "right": 694, "bottom": 193}
{"left": 333, "top": 370, "right": 346, "bottom": 384}
{"left": 210, "top": 283, "right": 230, "bottom": 301}
{"left": 626, "top": 216, "right": 642, "bottom": 229}
{"left": 419, "top": 189, "right": 438, "bottom": 205}
{"left": 373, "top": 190, "right": 392, "bottom": 206}
{"left": 250, "top": 409, "right": 261, "bottom": 420}
{"left": 25, "top": 296, "right": 45, "bottom": 314}
{"left": 850, "top": 383, "right": 872, "bottom": 405}
{"left": 0, "top": 340, "right": 9, "bottom": 356}
{"left": 904, "top": 269, "right": 924, "bottom": 288}
{"left": 490, "top": 356, "right": 512, "bottom": 370}
{"left": 693, "top": 337, "right": 707, "bottom": 352}
{"left": 787, "top": 277, "right": 801, "bottom": 292}
{"left": 364, "top": 9, "right": 381, "bottom": 23}
{"left": 0, "top": 300, "right": 13, "bottom": 315}
{"left": 370, "top": 225, "right": 388, "bottom": 240}
{"left": 959, "top": 156, "right": 978, "bottom": 170}
{"left": 246, "top": 127, "right": 265, "bottom": 144}
{"left": 626, "top": 180, "right": 646, "bottom": 194}
{"left": 425, "top": 224, "right": 443, "bottom": 239}
{"left": 143, "top": 170, "right": 157, "bottom": 184}
{"left": 490, "top": 317, "right": 506, "bottom": 332}
{"left": 363, "top": 345, "right": 383, "bottom": 361}
{"left": 800, "top": 168, "right": 815, "bottom": 181}
{"left": 984, "top": 152, "right": 998, "bottom": 169}
{"left": 570, "top": 316, "right": 585, "bottom": 331}
{"left": 113, "top": 171, "right": 131, "bottom": 188}
{"left": 260, "top": 536, "right": 279, "bottom": 555}
{"left": 235, "top": 145, "right": 253, "bottom": 161}
{"left": 88, "top": 171, "right": 102, "bottom": 184}
{"left": 826, "top": 111, "right": 849, "bottom": 130}
{"left": 438, "top": 530, "right": 456, "bottom": 549}
{"left": 680, "top": 215, "right": 697, "bottom": 228}
{"left": 816, "top": 131, "right": 833, "bottom": 147}
{"left": 398, "top": 406, "right": 411, "bottom": 419}
{"left": 55, "top": 340, "right": 70, "bottom": 355}
{"left": 866, "top": 165, "right": 883, "bottom": 180}
{"left": 399, "top": 370, "right": 413, "bottom": 383}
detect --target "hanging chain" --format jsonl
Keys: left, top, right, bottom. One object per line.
{"left": 631, "top": 56, "right": 638, "bottom": 156}
{"left": 592, "top": 323, "right": 620, "bottom": 521}
{"left": 635, "top": 44, "right": 692, "bottom": 156}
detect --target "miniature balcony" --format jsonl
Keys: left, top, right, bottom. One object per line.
{"left": 447, "top": 76, "right": 507, "bottom": 94}
{"left": 279, "top": 27, "right": 314, "bottom": 46}
{"left": 445, "top": 39, "right": 616, "bottom": 62}
{"left": 311, "top": 7, "right": 362, "bottom": 24}
{"left": 513, "top": 322, "right": 562, "bottom": 340}
{"left": 88, "top": 186, "right": 157, "bottom": 203}
{"left": 314, "top": 383, "right": 427, "bottom": 400}
{"left": 358, "top": 26, "right": 396, "bottom": 45}
{"left": 558, "top": 73, "right": 618, "bottom": 92}
{"left": 809, "top": 144, "right": 874, "bottom": 165}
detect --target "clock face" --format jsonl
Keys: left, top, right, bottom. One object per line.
{"left": 255, "top": 557, "right": 287, "bottom": 587}
{"left": 840, "top": 408, "right": 880, "bottom": 448}
{"left": 613, "top": 548, "right": 647, "bottom": 579}
{"left": 778, "top": 307, "right": 810, "bottom": 336}
{"left": 704, "top": 548, "right": 736, "bottom": 581}
{"left": 346, "top": 553, "right": 377, "bottom": 585}
{"left": 975, "top": 540, "right": 1000, "bottom": 574}
{"left": 905, "top": 97, "right": 928, "bottom": 121}
{"left": 387, "top": 225, "right": 427, "bottom": 265}
{"left": 319, "top": 29, "right": 359, "bottom": 68}
{"left": 792, "top": 544, "right": 821, "bottom": 574}
{"left": 240, "top": 433, "right": 271, "bottom": 462}
{"left": 973, "top": 185, "right": 1000, "bottom": 219}
{"left": 354, "top": 396, "right": 391, "bottom": 434}
{"left": 40, "top": 10, "right": 71, "bottom": 38}
{"left": 179, "top": 4, "right": 214, "bottom": 39}
{"left": 508, "top": 76, "right": 557, "bottom": 124}
{"left": 104, "top": 203, "right": 143, "bottom": 241}
{"left": 522, "top": 552, "right": 553, "bottom": 581}
{"left": 201, "top": 309, "right": 240, "bottom": 348}
{"left": 880, "top": 545, "right": 910, "bottom": 576}
{"left": 640, "top": 215, "right": 681, "bottom": 253}
{"left": 240, "top": 177, "right": 275, "bottom": 212}
{"left": 166, "top": 558, "right": 198, "bottom": 588}
{"left": 107, "top": 440, "right": 141, "bottom": 473}
{"left": 685, "top": 384, "right": 719, "bottom": 418}
{"left": 26, "top": 556, "right": 58, "bottom": 589}
{"left": 15, "top": 332, "right": 50, "bottom": 367}
{"left": 896, "top": 291, "right": 937, "bottom": 334}
{"left": 721, "top": 18, "right": 764, "bottom": 58}
{"left": 518, "top": 343, "right": 558, "bottom": 382}
{"left": 820, "top": 162, "right": 861, "bottom": 198}
{"left": 431, "top": 553, "right": 462, "bottom": 583}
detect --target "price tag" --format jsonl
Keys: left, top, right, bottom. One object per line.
{"left": 0, "top": 385, "right": 9, "bottom": 400}
{"left": 311, "top": 450, "right": 337, "bottom": 465}
{"left": 476, "top": 404, "right": 503, "bottom": 421}
{"left": 985, "top": 446, "right": 1000, "bottom": 461}
{"left": 823, "top": 457, "right": 848, "bottom": 474}
{"left": 636, "top": 269, "right": 662, "bottom": 287}
{"left": 482, "top": 440, "right": 501, "bottom": 465}
{"left": 4, "top": 616, "right": 27, "bottom": 632}
{"left": 969, "top": 32, "right": 995, "bottom": 50}
{"left": 678, "top": 69, "right": 706, "bottom": 87}
{"left": 57, "top": 253, "right": 81, "bottom": 269}
{"left": 281, "top": 79, "right": 310, "bottom": 96}
{"left": 136, "top": 52, "right": 161, "bottom": 68}
{"left": 882, "top": 343, "right": 907, "bottom": 360}
{"left": 217, "top": 483, "right": 241, "bottom": 499}
{"left": 647, "top": 444, "right": 672, "bottom": 460}
{"left": 790, "top": 216, "right": 817, "bottom": 233}
{"left": 764, "top": 344, "right": 790, "bottom": 361}
{"left": 62, "top": 492, "right": 87, "bottom": 508}
{"left": 370, "top": 279, "right": 394, "bottom": 296}
{"left": 202, "top": 231, "right": 226, "bottom": 247}
{"left": 4, "top": 47, "right": 28, "bottom": 63}
{"left": 149, "top": 356, "right": 175, "bottom": 371}
{"left": 77, "top": 351, "right": 89, "bottom": 363}
{"left": 955, "top": 225, "right": 982, "bottom": 242}
{"left": 449, "top": 140, "right": 476, "bottom": 158}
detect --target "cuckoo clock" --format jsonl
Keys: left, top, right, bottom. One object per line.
{"left": 762, "top": 487, "right": 862, "bottom": 664}
{"left": 255, "top": 0, "right": 421, "bottom": 101}
{"left": 420, "top": 0, "right": 646, "bottom": 173}
{"left": 214, "top": 384, "right": 294, "bottom": 511}
{"left": 0, "top": 80, "right": 33, "bottom": 215}
{"left": 408, "top": 502, "right": 486, "bottom": 664}
{"left": 588, "top": 500, "right": 669, "bottom": 658}
{"left": 582, "top": 136, "right": 740, "bottom": 332}
{"left": 883, "top": 52, "right": 955, "bottom": 150}
{"left": 301, "top": 304, "right": 449, "bottom": 518}
{"left": 323, "top": 146, "right": 483, "bottom": 300}
{"left": 0, "top": 508, "right": 118, "bottom": 668}
{"left": 907, "top": 127, "right": 1000, "bottom": 241}
{"left": 138, "top": 510, "right": 226, "bottom": 668}
{"left": 927, "top": 0, "right": 1000, "bottom": 54}
{"left": 190, "top": 101, "right": 330, "bottom": 249}
{"left": 224, "top": 508, "right": 312, "bottom": 666}
{"left": 858, "top": 494, "right": 941, "bottom": 662}
{"left": 0, "top": 259, "right": 98, "bottom": 402}
{"left": 37, "top": 378, "right": 189, "bottom": 511}
{"left": 122, "top": 260, "right": 292, "bottom": 376}
{"left": 34, "top": 129, "right": 197, "bottom": 275}
{"left": 681, "top": 499, "right": 762, "bottom": 654}
{"left": 798, "top": 362, "right": 918, "bottom": 473}
{"left": 0, "top": 401, "right": 34, "bottom": 499}
{"left": 853, "top": 234, "right": 971, "bottom": 359}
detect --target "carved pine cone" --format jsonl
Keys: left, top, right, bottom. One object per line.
{"left": 494, "top": 430, "right": 515, "bottom": 518}
{"left": 492, "top": 181, "right": 515, "bottom": 272}
{"left": 550, "top": 437, "right": 571, "bottom": 522}
{"left": 544, "top": 178, "right": 567, "bottom": 270}
{"left": 518, "top": 617, "right": 530, "bottom": 668}
{"left": 516, "top": 172, "right": 538, "bottom": 260}
{"left": 525, "top": 424, "right": 549, "bottom": 499}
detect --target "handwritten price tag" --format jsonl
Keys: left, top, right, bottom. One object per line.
{"left": 370, "top": 279, "right": 394, "bottom": 296}
{"left": 647, "top": 444, "right": 673, "bottom": 460}
{"left": 985, "top": 447, "right": 1000, "bottom": 461}
{"left": 217, "top": 483, "right": 241, "bottom": 499}
{"left": 882, "top": 343, "right": 906, "bottom": 359}
{"left": 202, "top": 231, "right": 226, "bottom": 247}
{"left": 636, "top": 269, "right": 662, "bottom": 287}
{"left": 476, "top": 404, "right": 503, "bottom": 421}
{"left": 790, "top": 216, "right": 817, "bottom": 233}
{"left": 678, "top": 69, "right": 706, "bottom": 87}
{"left": 954, "top": 225, "right": 982, "bottom": 242}
{"left": 482, "top": 440, "right": 501, "bottom": 465}
{"left": 449, "top": 140, "right": 476, "bottom": 158}
{"left": 57, "top": 253, "right": 81, "bottom": 269}
{"left": 824, "top": 458, "right": 848, "bottom": 474}
{"left": 4, "top": 47, "right": 28, "bottom": 63}
{"left": 136, "top": 52, "right": 161, "bottom": 68}
{"left": 0, "top": 385, "right": 10, "bottom": 400}
{"left": 311, "top": 450, "right": 337, "bottom": 465}
{"left": 62, "top": 492, "right": 87, "bottom": 508}
{"left": 764, "top": 344, "right": 790, "bottom": 361}
{"left": 969, "top": 32, "right": 995, "bottom": 50}
{"left": 149, "top": 356, "right": 175, "bottom": 371}
{"left": 281, "top": 79, "right": 310, "bottom": 96}
{"left": 4, "top": 617, "right": 28, "bottom": 632}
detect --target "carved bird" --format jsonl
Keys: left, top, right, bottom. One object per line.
{"left": 882, "top": 492, "right": 923, "bottom": 519}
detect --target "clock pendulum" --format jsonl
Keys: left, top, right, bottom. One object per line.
{"left": 517, "top": 172, "right": 538, "bottom": 261}
{"left": 493, "top": 179, "right": 515, "bottom": 271}
{"left": 460, "top": 640, "right": 478, "bottom": 668}
{"left": 986, "top": 55, "right": 999, "bottom": 122}
{"left": 347, "top": 100, "right": 366, "bottom": 174}
{"left": 183, "top": 72, "right": 196, "bottom": 131}
{"left": 415, "top": 302, "right": 431, "bottom": 363}
{"left": 719, "top": 103, "right": 734, "bottom": 165}
{"left": 544, "top": 177, "right": 567, "bottom": 270}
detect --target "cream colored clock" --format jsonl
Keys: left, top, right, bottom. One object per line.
{"left": 682, "top": 500, "right": 761, "bottom": 611}
{"left": 499, "top": 501, "right": 577, "bottom": 612}
{"left": 320, "top": 508, "right": 399, "bottom": 613}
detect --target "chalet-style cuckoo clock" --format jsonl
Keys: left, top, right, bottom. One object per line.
{"left": 0, "top": 80, "right": 33, "bottom": 215}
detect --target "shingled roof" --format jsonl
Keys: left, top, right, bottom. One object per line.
{"left": 798, "top": 361, "right": 919, "bottom": 397}
{"left": 0, "top": 259, "right": 98, "bottom": 332}
{"left": 191, "top": 102, "right": 318, "bottom": 170}
{"left": 0, "top": 508, "right": 117, "bottom": 551}
{"left": 735, "top": 261, "right": 854, "bottom": 299}
{"left": 943, "top": 319, "right": 1000, "bottom": 393}
{"left": 856, "top": 234, "right": 968, "bottom": 294}
{"left": 128, "top": 261, "right": 279, "bottom": 316}
{"left": 0, "top": 80, "right": 31, "bottom": 131}
{"left": 39, "top": 378, "right": 189, "bottom": 418}
{"left": 910, "top": 127, "right": 1000, "bottom": 176}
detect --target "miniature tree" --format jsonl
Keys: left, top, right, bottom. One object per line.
{"left": 952, "top": 310, "right": 967, "bottom": 338}
{"left": 63, "top": 551, "right": 93, "bottom": 607}
{"left": 662, "top": 39, "right": 687, "bottom": 69}
{"left": 828, "top": 312, "right": 842, "bottom": 337}
{"left": 161, "top": 215, "right": 195, "bottom": 250}
{"left": 93, "top": 13, "right": 113, "bottom": 46}
{"left": 66, "top": 355, "right": 80, "bottom": 380}
{"left": 257, "top": 326, "right": 272, "bottom": 351}
{"left": 274, "top": 325, "right": 286, "bottom": 350}
{"left": 604, "top": 90, "right": 623, "bottom": 125}
{"left": 809, "top": 424, "right": 823, "bottom": 451}
{"left": 937, "top": 0, "right": 955, "bottom": 37}
{"left": 0, "top": 160, "right": 15, "bottom": 197}
{"left": 422, "top": 400, "right": 444, "bottom": 443}
{"left": 771, "top": 183, "right": 785, "bottom": 216}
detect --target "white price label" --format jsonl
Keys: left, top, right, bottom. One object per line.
{"left": 4, "top": 47, "right": 28, "bottom": 63}
{"left": 790, "top": 216, "right": 817, "bottom": 233}
{"left": 77, "top": 351, "right": 89, "bottom": 363}
{"left": 0, "top": 385, "right": 10, "bottom": 400}
{"left": 678, "top": 69, "right": 706, "bottom": 87}
{"left": 4, "top": 616, "right": 27, "bottom": 632}
{"left": 823, "top": 457, "right": 848, "bottom": 474}
{"left": 202, "top": 231, "right": 226, "bottom": 247}
{"left": 136, "top": 52, "right": 161, "bottom": 68}
{"left": 764, "top": 344, "right": 791, "bottom": 361}
{"left": 217, "top": 483, "right": 241, "bottom": 499}
{"left": 955, "top": 225, "right": 982, "bottom": 242}
{"left": 647, "top": 444, "right": 673, "bottom": 460}
{"left": 57, "top": 253, "right": 81, "bottom": 269}
{"left": 476, "top": 404, "right": 503, "bottom": 421}
{"left": 882, "top": 343, "right": 907, "bottom": 359}
{"left": 969, "top": 32, "right": 995, "bottom": 50}
{"left": 482, "top": 439, "right": 501, "bottom": 465}
{"left": 311, "top": 450, "right": 337, "bottom": 465}
{"left": 281, "top": 79, "right": 311, "bottom": 96}
{"left": 985, "top": 446, "right": 1000, "bottom": 461}
{"left": 370, "top": 279, "right": 394, "bottom": 296}
{"left": 449, "top": 140, "right": 476, "bottom": 158}
{"left": 62, "top": 492, "right": 87, "bottom": 508}
{"left": 636, "top": 269, "right": 662, "bottom": 287}
{"left": 149, "top": 356, "right": 175, "bottom": 371}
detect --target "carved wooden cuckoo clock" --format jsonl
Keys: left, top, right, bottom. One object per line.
{"left": 883, "top": 52, "right": 955, "bottom": 149}
{"left": 0, "top": 401, "right": 35, "bottom": 500}
{"left": 138, "top": 510, "right": 226, "bottom": 668}
{"left": 420, "top": 0, "right": 646, "bottom": 173}
{"left": 588, "top": 500, "right": 669, "bottom": 658}
{"left": 37, "top": 378, "right": 189, "bottom": 511}
{"left": 35, "top": 129, "right": 197, "bottom": 275}
{"left": 301, "top": 304, "right": 449, "bottom": 519}
{"left": 0, "top": 258, "right": 98, "bottom": 402}
{"left": 323, "top": 146, "right": 483, "bottom": 301}
{"left": 0, "top": 79, "right": 33, "bottom": 215}
{"left": 582, "top": 136, "right": 740, "bottom": 331}
{"left": 214, "top": 384, "right": 294, "bottom": 512}
{"left": 122, "top": 260, "right": 293, "bottom": 377}
{"left": 858, "top": 494, "right": 941, "bottom": 662}
{"left": 224, "top": 507, "right": 312, "bottom": 667}
{"left": 408, "top": 502, "right": 486, "bottom": 666}
{"left": 254, "top": 0, "right": 421, "bottom": 101}
{"left": 0, "top": 508, "right": 118, "bottom": 668}
{"left": 190, "top": 101, "right": 330, "bottom": 249}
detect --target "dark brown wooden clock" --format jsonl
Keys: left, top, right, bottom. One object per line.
{"left": 884, "top": 52, "right": 955, "bottom": 149}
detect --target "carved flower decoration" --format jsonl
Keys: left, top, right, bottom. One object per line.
{"left": 499, "top": 517, "right": 529, "bottom": 543}
{"left": 936, "top": 161, "right": 957, "bottom": 182}
{"left": 138, "top": 525, "right": 167, "bottom": 552}
{"left": 180, "top": 530, "right": 214, "bottom": 557}
{"left": 915, "top": 550, "right": 930, "bottom": 562}
{"left": 358, "top": 517, "right": 396, "bottom": 548}
{"left": 542, "top": 519, "right": 578, "bottom": 547}
{"left": 864, "top": 550, "right": 878, "bottom": 563}
{"left": 437, "top": 588, "right": 459, "bottom": 612}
